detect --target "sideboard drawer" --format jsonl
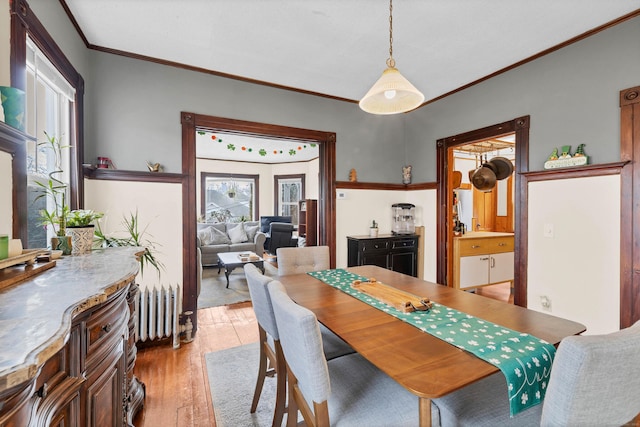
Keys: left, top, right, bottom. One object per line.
{"left": 458, "top": 236, "right": 513, "bottom": 256}
{"left": 392, "top": 238, "right": 417, "bottom": 249}
{"left": 85, "top": 291, "right": 128, "bottom": 358}
{"left": 361, "top": 240, "right": 389, "bottom": 252}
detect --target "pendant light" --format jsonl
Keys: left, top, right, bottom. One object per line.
{"left": 359, "top": 0, "right": 424, "bottom": 115}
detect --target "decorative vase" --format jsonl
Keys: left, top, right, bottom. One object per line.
{"left": 370, "top": 228, "right": 379, "bottom": 238}
{"left": 51, "top": 235, "right": 72, "bottom": 255}
{"left": 0, "top": 86, "right": 26, "bottom": 131}
{"left": 67, "top": 226, "right": 95, "bottom": 255}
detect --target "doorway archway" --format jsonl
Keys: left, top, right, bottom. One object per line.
{"left": 181, "top": 112, "right": 336, "bottom": 333}
{"left": 437, "top": 116, "right": 530, "bottom": 307}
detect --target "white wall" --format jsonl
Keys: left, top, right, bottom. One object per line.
{"left": 0, "top": 151, "right": 12, "bottom": 236}
{"left": 196, "top": 158, "right": 320, "bottom": 218}
{"left": 335, "top": 188, "right": 437, "bottom": 282}
{"left": 84, "top": 179, "right": 183, "bottom": 291}
{"left": 528, "top": 175, "right": 620, "bottom": 334}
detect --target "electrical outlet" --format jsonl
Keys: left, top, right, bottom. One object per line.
{"left": 543, "top": 223, "right": 554, "bottom": 238}
{"left": 540, "top": 295, "right": 552, "bottom": 311}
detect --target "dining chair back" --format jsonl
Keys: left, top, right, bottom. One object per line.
{"left": 430, "top": 320, "right": 640, "bottom": 426}
{"left": 267, "top": 280, "right": 419, "bottom": 427}
{"left": 276, "top": 246, "right": 330, "bottom": 276}
{"left": 244, "top": 263, "right": 286, "bottom": 426}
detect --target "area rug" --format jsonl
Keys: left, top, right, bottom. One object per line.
{"left": 198, "top": 261, "right": 278, "bottom": 309}
{"left": 205, "top": 342, "right": 278, "bottom": 427}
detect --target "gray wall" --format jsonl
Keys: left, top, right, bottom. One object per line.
{"left": 27, "top": 1, "right": 640, "bottom": 184}
{"left": 85, "top": 51, "right": 407, "bottom": 182}
{"left": 405, "top": 16, "right": 640, "bottom": 183}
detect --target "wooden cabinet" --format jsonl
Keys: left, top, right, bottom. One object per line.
{"left": 453, "top": 233, "right": 514, "bottom": 289}
{"left": 0, "top": 248, "right": 144, "bottom": 427}
{"left": 298, "top": 199, "right": 317, "bottom": 246}
{"left": 347, "top": 234, "right": 419, "bottom": 277}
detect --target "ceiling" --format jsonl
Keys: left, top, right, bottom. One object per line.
{"left": 63, "top": 1, "right": 640, "bottom": 104}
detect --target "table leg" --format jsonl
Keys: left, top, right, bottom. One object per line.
{"left": 224, "top": 267, "right": 232, "bottom": 288}
{"left": 419, "top": 397, "right": 432, "bottom": 427}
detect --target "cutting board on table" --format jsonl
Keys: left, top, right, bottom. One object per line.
{"left": 352, "top": 279, "right": 432, "bottom": 313}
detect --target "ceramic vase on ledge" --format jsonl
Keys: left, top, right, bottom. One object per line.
{"left": 51, "top": 235, "right": 72, "bottom": 255}
{"left": 0, "top": 86, "right": 25, "bottom": 132}
{"left": 67, "top": 226, "right": 94, "bottom": 255}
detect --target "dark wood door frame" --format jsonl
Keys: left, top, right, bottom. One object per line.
{"left": 620, "top": 85, "right": 640, "bottom": 328}
{"left": 181, "top": 112, "right": 336, "bottom": 334}
{"left": 437, "top": 116, "right": 530, "bottom": 307}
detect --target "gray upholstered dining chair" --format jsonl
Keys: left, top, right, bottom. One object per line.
{"left": 267, "top": 280, "right": 419, "bottom": 427}
{"left": 243, "top": 264, "right": 353, "bottom": 427}
{"left": 430, "top": 320, "right": 640, "bottom": 427}
{"left": 276, "top": 246, "right": 330, "bottom": 276}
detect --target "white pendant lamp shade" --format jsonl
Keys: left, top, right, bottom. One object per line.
{"left": 359, "top": 63, "right": 425, "bottom": 115}
{"left": 359, "top": 0, "right": 424, "bottom": 115}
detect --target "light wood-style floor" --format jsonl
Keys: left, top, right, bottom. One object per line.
{"left": 132, "top": 301, "right": 258, "bottom": 426}
{"left": 132, "top": 283, "right": 512, "bottom": 426}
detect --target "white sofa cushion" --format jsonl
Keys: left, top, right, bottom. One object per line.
{"left": 210, "top": 226, "right": 232, "bottom": 244}
{"left": 228, "top": 224, "right": 248, "bottom": 243}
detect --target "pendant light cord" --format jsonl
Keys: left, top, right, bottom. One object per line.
{"left": 387, "top": 0, "right": 396, "bottom": 68}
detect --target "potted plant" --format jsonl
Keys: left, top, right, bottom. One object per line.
{"left": 66, "top": 209, "right": 104, "bottom": 254}
{"left": 370, "top": 220, "right": 379, "bottom": 237}
{"left": 34, "top": 132, "right": 72, "bottom": 254}
{"left": 94, "top": 210, "right": 164, "bottom": 279}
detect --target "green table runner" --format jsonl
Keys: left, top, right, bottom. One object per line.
{"left": 308, "top": 269, "right": 556, "bottom": 416}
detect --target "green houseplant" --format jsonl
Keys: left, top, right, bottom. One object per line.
{"left": 34, "top": 132, "right": 72, "bottom": 254}
{"left": 67, "top": 209, "right": 104, "bottom": 254}
{"left": 94, "top": 210, "right": 164, "bottom": 279}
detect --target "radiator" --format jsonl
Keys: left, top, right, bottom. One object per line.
{"left": 135, "top": 284, "right": 182, "bottom": 349}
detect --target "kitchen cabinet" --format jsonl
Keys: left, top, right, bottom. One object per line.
{"left": 347, "top": 234, "right": 419, "bottom": 277}
{"left": 453, "top": 232, "right": 514, "bottom": 289}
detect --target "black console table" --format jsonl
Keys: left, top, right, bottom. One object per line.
{"left": 347, "top": 234, "right": 419, "bottom": 277}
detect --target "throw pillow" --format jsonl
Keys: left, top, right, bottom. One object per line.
{"left": 210, "top": 227, "right": 231, "bottom": 245}
{"left": 197, "top": 227, "right": 213, "bottom": 245}
{"left": 243, "top": 223, "right": 260, "bottom": 241}
{"left": 228, "top": 224, "right": 248, "bottom": 244}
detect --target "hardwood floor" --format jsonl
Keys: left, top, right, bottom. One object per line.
{"left": 132, "top": 302, "right": 258, "bottom": 427}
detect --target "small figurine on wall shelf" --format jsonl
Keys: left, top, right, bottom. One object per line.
{"left": 559, "top": 145, "right": 572, "bottom": 159}
{"left": 146, "top": 161, "right": 162, "bottom": 172}
{"left": 544, "top": 144, "right": 588, "bottom": 169}
{"left": 402, "top": 165, "right": 412, "bottom": 184}
{"left": 349, "top": 168, "right": 357, "bottom": 182}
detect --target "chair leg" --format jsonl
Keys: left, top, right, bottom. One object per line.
{"left": 286, "top": 374, "right": 300, "bottom": 427}
{"left": 251, "top": 329, "right": 269, "bottom": 413}
{"left": 272, "top": 341, "right": 287, "bottom": 427}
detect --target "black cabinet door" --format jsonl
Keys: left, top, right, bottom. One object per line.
{"left": 390, "top": 251, "right": 416, "bottom": 276}
{"left": 361, "top": 252, "right": 390, "bottom": 269}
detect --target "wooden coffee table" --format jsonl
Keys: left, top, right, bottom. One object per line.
{"left": 217, "top": 251, "right": 265, "bottom": 288}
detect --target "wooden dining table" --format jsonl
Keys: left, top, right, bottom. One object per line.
{"left": 277, "top": 265, "right": 586, "bottom": 427}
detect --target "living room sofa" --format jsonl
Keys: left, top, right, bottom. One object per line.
{"left": 197, "top": 221, "right": 266, "bottom": 267}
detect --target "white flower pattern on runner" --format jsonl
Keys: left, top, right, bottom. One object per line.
{"left": 307, "top": 269, "right": 556, "bottom": 417}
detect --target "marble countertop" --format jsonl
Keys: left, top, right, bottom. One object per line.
{"left": 0, "top": 247, "right": 142, "bottom": 393}
{"left": 455, "top": 231, "right": 514, "bottom": 239}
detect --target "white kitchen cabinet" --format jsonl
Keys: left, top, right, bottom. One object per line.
{"left": 453, "top": 232, "right": 514, "bottom": 290}
{"left": 459, "top": 252, "right": 514, "bottom": 289}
